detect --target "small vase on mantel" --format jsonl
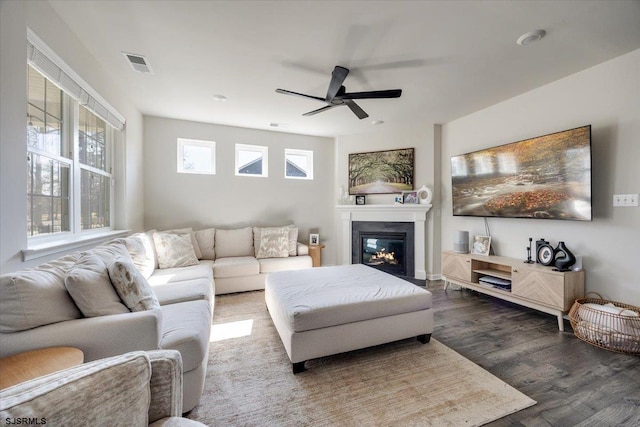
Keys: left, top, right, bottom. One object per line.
{"left": 553, "top": 241, "right": 576, "bottom": 271}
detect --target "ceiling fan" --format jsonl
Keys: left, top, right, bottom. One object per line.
{"left": 276, "top": 66, "right": 402, "bottom": 120}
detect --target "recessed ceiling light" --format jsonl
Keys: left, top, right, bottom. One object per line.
{"left": 517, "top": 30, "right": 546, "bottom": 46}
{"left": 212, "top": 94, "right": 227, "bottom": 101}
{"left": 372, "top": 120, "right": 384, "bottom": 126}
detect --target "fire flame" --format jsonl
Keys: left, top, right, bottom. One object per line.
{"left": 370, "top": 248, "right": 398, "bottom": 265}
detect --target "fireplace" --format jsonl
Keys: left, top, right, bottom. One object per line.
{"left": 352, "top": 221, "right": 414, "bottom": 278}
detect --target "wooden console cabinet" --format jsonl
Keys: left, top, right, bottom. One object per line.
{"left": 442, "top": 251, "right": 585, "bottom": 331}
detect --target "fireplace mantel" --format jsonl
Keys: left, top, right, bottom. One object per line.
{"left": 336, "top": 204, "right": 432, "bottom": 280}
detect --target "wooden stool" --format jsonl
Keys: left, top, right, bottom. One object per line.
{"left": 0, "top": 347, "right": 84, "bottom": 389}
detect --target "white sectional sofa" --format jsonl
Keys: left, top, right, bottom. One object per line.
{"left": 0, "top": 224, "right": 312, "bottom": 413}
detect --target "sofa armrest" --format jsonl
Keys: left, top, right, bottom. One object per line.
{"left": 297, "top": 242, "right": 309, "bottom": 256}
{"left": 147, "top": 350, "right": 183, "bottom": 422}
{"left": 0, "top": 309, "right": 163, "bottom": 361}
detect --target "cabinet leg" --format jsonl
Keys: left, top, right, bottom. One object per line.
{"left": 557, "top": 315, "right": 565, "bottom": 332}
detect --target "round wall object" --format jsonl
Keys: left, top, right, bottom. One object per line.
{"left": 416, "top": 185, "right": 433, "bottom": 205}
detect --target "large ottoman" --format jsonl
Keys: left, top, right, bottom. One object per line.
{"left": 265, "top": 264, "right": 433, "bottom": 373}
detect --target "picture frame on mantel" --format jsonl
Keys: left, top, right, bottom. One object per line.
{"left": 348, "top": 148, "right": 414, "bottom": 195}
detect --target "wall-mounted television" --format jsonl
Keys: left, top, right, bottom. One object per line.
{"left": 451, "top": 125, "right": 592, "bottom": 221}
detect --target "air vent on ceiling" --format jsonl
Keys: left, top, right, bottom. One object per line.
{"left": 122, "top": 52, "right": 153, "bottom": 74}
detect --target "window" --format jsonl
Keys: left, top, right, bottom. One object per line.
{"left": 177, "top": 138, "right": 216, "bottom": 174}
{"left": 284, "top": 148, "right": 313, "bottom": 180}
{"left": 27, "top": 66, "right": 113, "bottom": 237}
{"left": 235, "top": 144, "right": 268, "bottom": 177}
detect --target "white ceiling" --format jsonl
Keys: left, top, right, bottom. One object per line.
{"left": 47, "top": 0, "right": 640, "bottom": 138}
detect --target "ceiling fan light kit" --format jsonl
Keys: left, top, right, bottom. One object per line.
{"left": 276, "top": 65, "right": 402, "bottom": 120}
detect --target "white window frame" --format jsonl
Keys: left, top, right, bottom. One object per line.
{"left": 284, "top": 148, "right": 314, "bottom": 180}
{"left": 235, "top": 143, "right": 268, "bottom": 177}
{"left": 177, "top": 138, "right": 216, "bottom": 175}
{"left": 26, "top": 30, "right": 122, "bottom": 245}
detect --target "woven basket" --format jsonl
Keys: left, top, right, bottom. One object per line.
{"left": 568, "top": 292, "right": 640, "bottom": 355}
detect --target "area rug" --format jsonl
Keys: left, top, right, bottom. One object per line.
{"left": 188, "top": 291, "right": 535, "bottom": 426}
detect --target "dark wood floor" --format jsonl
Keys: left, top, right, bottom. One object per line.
{"left": 421, "top": 280, "right": 640, "bottom": 427}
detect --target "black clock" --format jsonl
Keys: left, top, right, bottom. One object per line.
{"left": 536, "top": 239, "right": 555, "bottom": 266}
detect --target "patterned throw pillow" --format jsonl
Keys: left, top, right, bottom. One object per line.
{"left": 288, "top": 225, "right": 298, "bottom": 256}
{"left": 253, "top": 227, "right": 290, "bottom": 259}
{"left": 107, "top": 257, "right": 160, "bottom": 312}
{"left": 152, "top": 232, "right": 199, "bottom": 269}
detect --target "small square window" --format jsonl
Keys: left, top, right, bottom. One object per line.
{"left": 236, "top": 144, "right": 268, "bottom": 177}
{"left": 285, "top": 148, "right": 313, "bottom": 180}
{"left": 177, "top": 138, "right": 216, "bottom": 175}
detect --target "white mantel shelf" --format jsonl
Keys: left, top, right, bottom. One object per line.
{"left": 336, "top": 204, "right": 432, "bottom": 280}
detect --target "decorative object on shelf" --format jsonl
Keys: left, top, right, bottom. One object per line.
{"left": 553, "top": 241, "right": 576, "bottom": 271}
{"left": 402, "top": 191, "right": 419, "bottom": 204}
{"left": 453, "top": 230, "right": 469, "bottom": 254}
{"left": 471, "top": 236, "right": 491, "bottom": 256}
{"left": 535, "top": 238, "right": 555, "bottom": 266}
{"left": 525, "top": 237, "right": 534, "bottom": 263}
{"left": 416, "top": 185, "right": 433, "bottom": 205}
{"left": 394, "top": 195, "right": 404, "bottom": 204}
{"left": 309, "top": 233, "right": 320, "bottom": 245}
{"left": 348, "top": 148, "right": 414, "bottom": 195}
{"left": 355, "top": 195, "right": 366, "bottom": 205}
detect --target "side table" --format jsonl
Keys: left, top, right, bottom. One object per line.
{"left": 308, "top": 244, "right": 325, "bottom": 267}
{"left": 0, "top": 346, "right": 84, "bottom": 389}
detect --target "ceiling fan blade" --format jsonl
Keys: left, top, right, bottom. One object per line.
{"left": 303, "top": 104, "right": 338, "bottom": 117}
{"left": 275, "top": 88, "right": 325, "bottom": 102}
{"left": 340, "top": 89, "right": 402, "bottom": 100}
{"left": 325, "top": 66, "right": 349, "bottom": 102}
{"left": 344, "top": 100, "right": 369, "bottom": 119}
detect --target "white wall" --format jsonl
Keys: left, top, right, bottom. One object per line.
{"left": 441, "top": 49, "right": 640, "bottom": 305}
{"left": 0, "top": 0, "right": 144, "bottom": 274}
{"left": 143, "top": 116, "right": 336, "bottom": 265}
{"left": 334, "top": 123, "right": 442, "bottom": 278}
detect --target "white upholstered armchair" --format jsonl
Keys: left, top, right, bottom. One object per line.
{"left": 0, "top": 350, "right": 206, "bottom": 427}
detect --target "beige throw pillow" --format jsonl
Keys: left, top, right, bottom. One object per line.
{"left": 64, "top": 254, "right": 129, "bottom": 317}
{"left": 253, "top": 226, "right": 290, "bottom": 259}
{"left": 163, "top": 227, "right": 202, "bottom": 259}
{"left": 119, "top": 233, "right": 156, "bottom": 279}
{"left": 107, "top": 257, "right": 160, "bottom": 312}
{"left": 153, "top": 232, "right": 199, "bottom": 269}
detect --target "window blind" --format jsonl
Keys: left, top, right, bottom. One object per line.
{"left": 27, "top": 28, "right": 126, "bottom": 131}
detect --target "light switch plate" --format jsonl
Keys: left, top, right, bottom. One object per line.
{"left": 613, "top": 194, "right": 639, "bottom": 207}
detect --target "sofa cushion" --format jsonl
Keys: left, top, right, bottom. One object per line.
{"left": 108, "top": 257, "right": 161, "bottom": 312}
{"left": 258, "top": 255, "right": 313, "bottom": 274}
{"left": 194, "top": 228, "right": 215, "bottom": 260}
{"left": 253, "top": 226, "right": 290, "bottom": 259}
{"left": 153, "top": 232, "right": 199, "bottom": 269}
{"left": 160, "top": 300, "right": 211, "bottom": 372}
{"left": 212, "top": 256, "right": 259, "bottom": 278}
{"left": 91, "top": 242, "right": 131, "bottom": 266}
{"left": 164, "top": 227, "right": 202, "bottom": 259}
{"left": 152, "top": 279, "right": 214, "bottom": 306}
{"left": 119, "top": 233, "right": 156, "bottom": 279}
{"left": 147, "top": 261, "right": 214, "bottom": 286}
{"left": 64, "top": 253, "right": 129, "bottom": 317}
{"left": 215, "top": 227, "right": 254, "bottom": 258}
{"left": 0, "top": 255, "right": 83, "bottom": 332}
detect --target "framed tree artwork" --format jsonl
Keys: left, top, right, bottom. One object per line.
{"left": 348, "top": 148, "right": 414, "bottom": 195}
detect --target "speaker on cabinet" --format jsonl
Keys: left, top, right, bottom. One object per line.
{"left": 453, "top": 230, "right": 469, "bottom": 254}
